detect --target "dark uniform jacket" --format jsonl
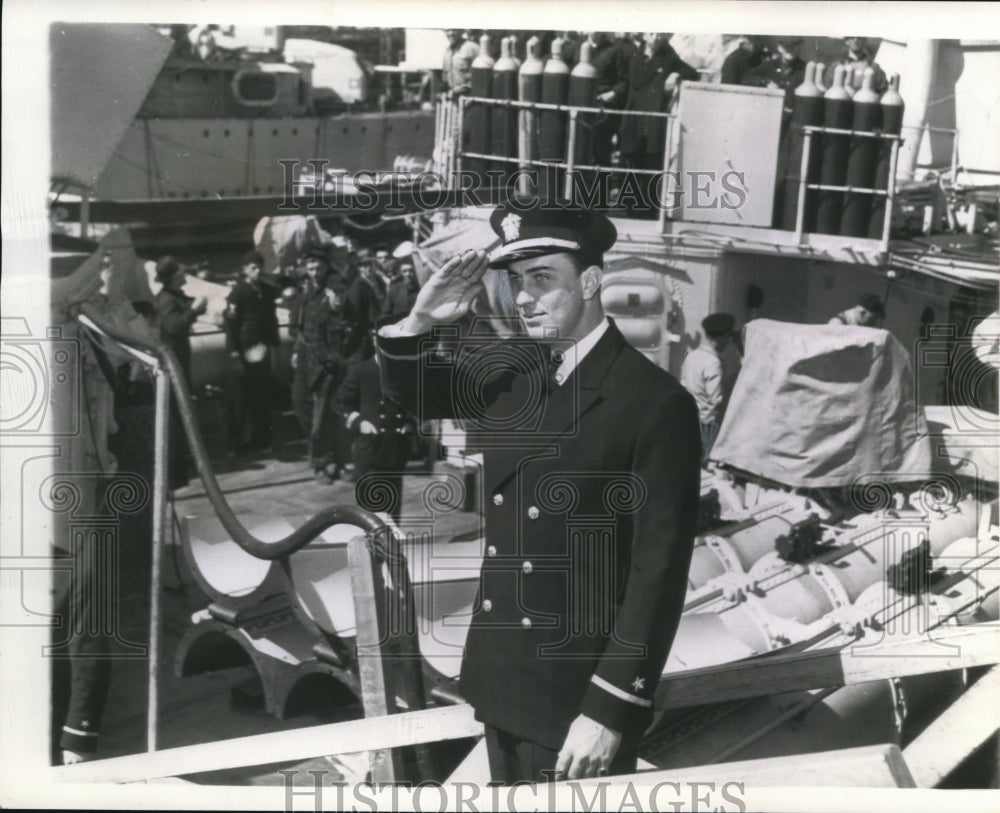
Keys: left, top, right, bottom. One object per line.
{"left": 720, "top": 46, "right": 763, "bottom": 86}
{"left": 224, "top": 278, "right": 281, "bottom": 358}
{"left": 293, "top": 285, "right": 350, "bottom": 391}
{"left": 333, "top": 356, "right": 415, "bottom": 438}
{"left": 619, "top": 42, "right": 699, "bottom": 156}
{"left": 593, "top": 38, "right": 634, "bottom": 104}
{"left": 154, "top": 287, "right": 199, "bottom": 384}
{"left": 378, "top": 320, "right": 701, "bottom": 750}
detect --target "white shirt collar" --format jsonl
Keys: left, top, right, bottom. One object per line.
{"left": 553, "top": 317, "right": 610, "bottom": 386}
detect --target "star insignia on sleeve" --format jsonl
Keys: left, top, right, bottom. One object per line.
{"left": 500, "top": 213, "right": 521, "bottom": 242}
{"left": 631, "top": 676, "right": 645, "bottom": 692}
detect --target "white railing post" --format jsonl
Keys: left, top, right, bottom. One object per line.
{"left": 147, "top": 365, "right": 170, "bottom": 752}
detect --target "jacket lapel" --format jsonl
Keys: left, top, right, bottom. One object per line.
{"left": 540, "top": 321, "right": 628, "bottom": 436}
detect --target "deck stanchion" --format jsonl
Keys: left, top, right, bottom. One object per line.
{"left": 348, "top": 532, "right": 398, "bottom": 782}
{"left": 147, "top": 365, "right": 170, "bottom": 752}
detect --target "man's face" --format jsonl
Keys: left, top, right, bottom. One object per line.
{"left": 165, "top": 271, "right": 186, "bottom": 292}
{"left": 197, "top": 36, "right": 215, "bottom": 60}
{"left": 854, "top": 305, "right": 877, "bottom": 327}
{"left": 325, "top": 273, "right": 346, "bottom": 309}
{"left": 98, "top": 253, "right": 113, "bottom": 291}
{"left": 643, "top": 32, "right": 663, "bottom": 51}
{"left": 446, "top": 29, "right": 462, "bottom": 46}
{"left": 305, "top": 258, "right": 327, "bottom": 286}
{"left": 243, "top": 261, "right": 262, "bottom": 284}
{"left": 506, "top": 252, "right": 596, "bottom": 341}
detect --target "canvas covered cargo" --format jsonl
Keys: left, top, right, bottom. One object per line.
{"left": 711, "top": 319, "right": 932, "bottom": 487}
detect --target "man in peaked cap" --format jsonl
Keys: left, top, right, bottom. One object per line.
{"left": 153, "top": 256, "right": 207, "bottom": 489}
{"left": 377, "top": 204, "right": 700, "bottom": 782}
{"left": 223, "top": 250, "right": 283, "bottom": 454}
{"left": 681, "top": 312, "right": 737, "bottom": 461}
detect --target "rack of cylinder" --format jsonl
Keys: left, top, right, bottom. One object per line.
{"left": 777, "top": 61, "right": 906, "bottom": 246}
{"left": 434, "top": 38, "right": 906, "bottom": 247}
{"left": 435, "top": 34, "right": 676, "bottom": 204}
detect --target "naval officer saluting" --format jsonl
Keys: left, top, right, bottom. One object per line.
{"left": 377, "top": 204, "right": 701, "bottom": 782}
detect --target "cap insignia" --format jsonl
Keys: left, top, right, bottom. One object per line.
{"left": 501, "top": 213, "right": 522, "bottom": 242}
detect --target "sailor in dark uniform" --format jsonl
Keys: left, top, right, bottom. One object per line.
{"left": 333, "top": 330, "right": 415, "bottom": 523}
{"left": 377, "top": 205, "right": 701, "bottom": 782}
{"left": 223, "top": 250, "right": 282, "bottom": 453}
{"left": 153, "top": 256, "right": 207, "bottom": 488}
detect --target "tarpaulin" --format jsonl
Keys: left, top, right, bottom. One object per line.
{"left": 711, "top": 319, "right": 932, "bottom": 487}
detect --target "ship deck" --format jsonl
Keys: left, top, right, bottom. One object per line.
{"left": 94, "top": 404, "right": 481, "bottom": 784}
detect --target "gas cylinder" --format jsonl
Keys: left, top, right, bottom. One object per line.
{"left": 465, "top": 35, "right": 494, "bottom": 184}
{"left": 843, "top": 66, "right": 859, "bottom": 99}
{"left": 780, "top": 62, "right": 824, "bottom": 231}
{"left": 568, "top": 39, "right": 598, "bottom": 189}
{"left": 517, "top": 36, "right": 544, "bottom": 195}
{"left": 814, "top": 62, "right": 827, "bottom": 94}
{"left": 489, "top": 36, "right": 519, "bottom": 188}
{"left": 539, "top": 37, "right": 570, "bottom": 200}
{"left": 868, "top": 73, "right": 905, "bottom": 239}
{"left": 815, "top": 65, "right": 853, "bottom": 235}
{"left": 840, "top": 68, "right": 882, "bottom": 236}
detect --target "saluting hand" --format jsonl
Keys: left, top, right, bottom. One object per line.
{"left": 555, "top": 714, "right": 622, "bottom": 780}
{"left": 400, "top": 250, "right": 488, "bottom": 334}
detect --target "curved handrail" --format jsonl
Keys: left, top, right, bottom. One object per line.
{"left": 74, "top": 301, "right": 392, "bottom": 561}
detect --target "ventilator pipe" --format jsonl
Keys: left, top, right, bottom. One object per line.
{"left": 74, "top": 303, "right": 390, "bottom": 561}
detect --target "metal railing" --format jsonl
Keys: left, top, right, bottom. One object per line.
{"left": 435, "top": 93, "right": 678, "bottom": 228}
{"left": 435, "top": 93, "right": 908, "bottom": 251}
{"left": 72, "top": 302, "right": 416, "bottom": 762}
{"left": 796, "top": 124, "right": 904, "bottom": 253}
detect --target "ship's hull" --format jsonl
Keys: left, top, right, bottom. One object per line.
{"left": 93, "top": 110, "right": 435, "bottom": 203}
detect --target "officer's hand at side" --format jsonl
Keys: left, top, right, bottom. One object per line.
{"left": 555, "top": 714, "right": 622, "bottom": 780}
{"left": 596, "top": 90, "right": 616, "bottom": 103}
{"left": 359, "top": 420, "right": 378, "bottom": 435}
{"left": 401, "top": 250, "right": 488, "bottom": 334}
